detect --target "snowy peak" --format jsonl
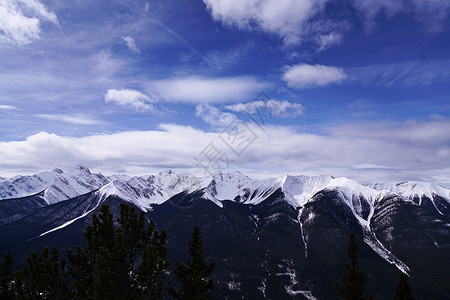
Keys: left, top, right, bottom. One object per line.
{"left": 0, "top": 166, "right": 108, "bottom": 204}
{"left": 322, "top": 177, "right": 382, "bottom": 227}
{"left": 204, "top": 171, "right": 283, "bottom": 207}
{"left": 373, "top": 181, "right": 450, "bottom": 203}
{"left": 281, "top": 174, "right": 334, "bottom": 207}
{"left": 2, "top": 167, "right": 449, "bottom": 217}
{"left": 99, "top": 171, "right": 204, "bottom": 211}
{"left": 371, "top": 180, "right": 450, "bottom": 215}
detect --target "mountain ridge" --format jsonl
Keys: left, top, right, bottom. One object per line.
{"left": 1, "top": 166, "right": 449, "bottom": 215}
{"left": 1, "top": 166, "right": 449, "bottom": 299}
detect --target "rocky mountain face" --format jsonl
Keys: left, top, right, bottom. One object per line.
{"left": 0, "top": 167, "right": 449, "bottom": 299}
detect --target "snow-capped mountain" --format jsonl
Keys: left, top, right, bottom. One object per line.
{"left": 100, "top": 170, "right": 206, "bottom": 211}
{"left": 2, "top": 166, "right": 449, "bottom": 216}
{"left": 1, "top": 166, "right": 449, "bottom": 299}
{"left": 0, "top": 165, "right": 108, "bottom": 204}
{"left": 371, "top": 181, "right": 450, "bottom": 215}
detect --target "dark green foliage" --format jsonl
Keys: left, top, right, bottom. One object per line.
{"left": 67, "top": 203, "right": 169, "bottom": 300}
{"left": 170, "top": 226, "right": 215, "bottom": 300}
{"left": 12, "top": 203, "right": 171, "bottom": 300}
{"left": 138, "top": 229, "right": 170, "bottom": 299}
{"left": 0, "top": 251, "right": 14, "bottom": 299}
{"left": 336, "top": 233, "right": 366, "bottom": 300}
{"left": 394, "top": 273, "right": 414, "bottom": 300}
{"left": 13, "top": 247, "right": 71, "bottom": 300}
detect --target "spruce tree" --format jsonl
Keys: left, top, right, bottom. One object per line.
{"left": 0, "top": 251, "right": 14, "bottom": 299}
{"left": 394, "top": 273, "right": 414, "bottom": 300}
{"left": 138, "top": 228, "right": 170, "bottom": 299}
{"left": 170, "top": 226, "right": 215, "bottom": 300}
{"left": 67, "top": 203, "right": 169, "bottom": 300}
{"left": 336, "top": 233, "right": 366, "bottom": 300}
{"left": 13, "top": 247, "right": 71, "bottom": 299}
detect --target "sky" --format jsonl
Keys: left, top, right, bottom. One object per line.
{"left": 0, "top": 0, "right": 449, "bottom": 186}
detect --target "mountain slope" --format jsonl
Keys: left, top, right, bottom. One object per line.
{"left": 1, "top": 167, "right": 449, "bottom": 299}
{"left": 0, "top": 165, "right": 108, "bottom": 204}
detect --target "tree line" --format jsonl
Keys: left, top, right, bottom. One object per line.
{"left": 0, "top": 204, "right": 214, "bottom": 300}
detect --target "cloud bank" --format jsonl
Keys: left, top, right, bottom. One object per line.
{"left": 1, "top": 120, "right": 449, "bottom": 186}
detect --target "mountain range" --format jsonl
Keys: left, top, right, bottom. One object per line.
{"left": 0, "top": 165, "right": 449, "bottom": 299}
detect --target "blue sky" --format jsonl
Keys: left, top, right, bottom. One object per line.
{"left": 0, "top": 0, "right": 449, "bottom": 185}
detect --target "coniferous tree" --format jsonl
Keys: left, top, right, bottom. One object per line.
{"left": 0, "top": 251, "right": 14, "bottom": 299}
{"left": 170, "top": 226, "right": 215, "bottom": 300}
{"left": 336, "top": 233, "right": 366, "bottom": 300}
{"left": 67, "top": 204, "right": 169, "bottom": 300}
{"left": 10, "top": 204, "right": 170, "bottom": 299}
{"left": 138, "top": 228, "right": 169, "bottom": 299}
{"left": 394, "top": 273, "right": 414, "bottom": 300}
{"left": 13, "top": 247, "right": 71, "bottom": 299}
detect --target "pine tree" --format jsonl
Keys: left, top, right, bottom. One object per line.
{"left": 67, "top": 204, "right": 169, "bottom": 300}
{"left": 138, "top": 228, "right": 170, "bottom": 299}
{"left": 0, "top": 251, "right": 14, "bottom": 300}
{"left": 13, "top": 247, "right": 71, "bottom": 299}
{"left": 67, "top": 204, "right": 116, "bottom": 299}
{"left": 336, "top": 233, "right": 366, "bottom": 300}
{"left": 394, "top": 273, "right": 414, "bottom": 300}
{"left": 170, "top": 226, "right": 215, "bottom": 300}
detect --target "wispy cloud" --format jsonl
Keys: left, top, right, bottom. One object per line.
{"left": 282, "top": 63, "right": 346, "bottom": 88}
{"left": 146, "top": 76, "right": 267, "bottom": 104}
{"left": 0, "top": 105, "right": 18, "bottom": 111}
{"left": 36, "top": 114, "right": 103, "bottom": 125}
{"left": 121, "top": 36, "right": 140, "bottom": 54}
{"left": 317, "top": 32, "right": 342, "bottom": 51}
{"left": 348, "top": 59, "right": 450, "bottom": 86}
{"left": 353, "top": 0, "right": 450, "bottom": 32}
{"left": 105, "top": 89, "right": 156, "bottom": 112}
{"left": 225, "top": 100, "right": 303, "bottom": 117}
{"left": 0, "top": 0, "right": 58, "bottom": 45}
{"left": 195, "top": 103, "right": 237, "bottom": 130}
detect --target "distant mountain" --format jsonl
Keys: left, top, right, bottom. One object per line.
{"left": 0, "top": 167, "right": 449, "bottom": 299}
{"left": 0, "top": 165, "right": 108, "bottom": 204}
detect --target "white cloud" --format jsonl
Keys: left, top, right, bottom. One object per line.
{"left": 225, "top": 100, "right": 303, "bottom": 117}
{"left": 317, "top": 32, "right": 342, "bottom": 51}
{"left": 282, "top": 63, "right": 346, "bottom": 88}
{"left": 146, "top": 76, "right": 266, "bottom": 104}
{"left": 36, "top": 114, "right": 103, "bottom": 125}
{"left": 121, "top": 36, "right": 140, "bottom": 54}
{"left": 0, "top": 120, "right": 449, "bottom": 186}
{"left": 105, "top": 89, "right": 155, "bottom": 111}
{"left": 0, "top": 105, "right": 18, "bottom": 111}
{"left": 0, "top": 0, "right": 58, "bottom": 45}
{"left": 203, "top": 0, "right": 328, "bottom": 44}
{"left": 204, "top": 0, "right": 450, "bottom": 47}
{"left": 195, "top": 103, "right": 237, "bottom": 130}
